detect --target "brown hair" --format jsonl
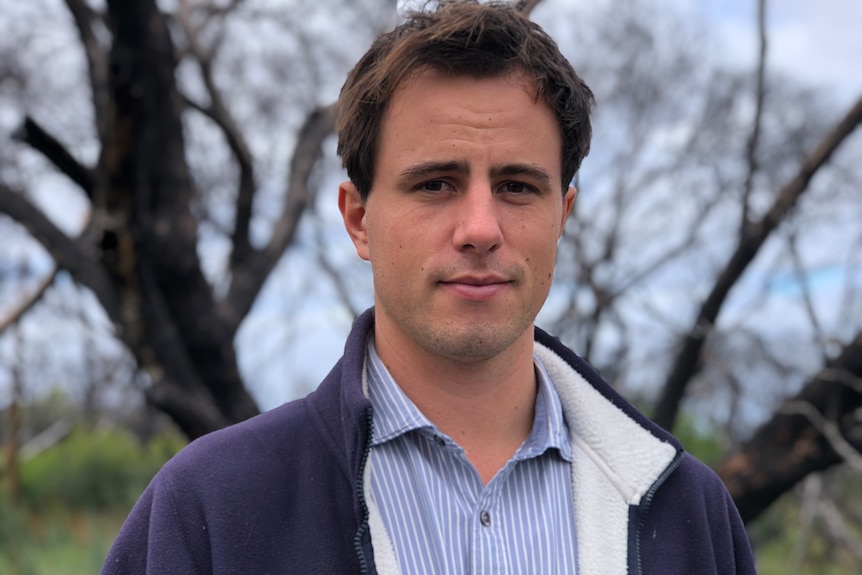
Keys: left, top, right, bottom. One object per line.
{"left": 336, "top": 0, "right": 594, "bottom": 200}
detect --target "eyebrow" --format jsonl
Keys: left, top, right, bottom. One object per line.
{"left": 396, "top": 161, "right": 470, "bottom": 187}
{"left": 397, "top": 161, "right": 554, "bottom": 189}
{"left": 491, "top": 163, "right": 553, "bottom": 189}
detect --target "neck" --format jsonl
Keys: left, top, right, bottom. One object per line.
{"left": 373, "top": 325, "right": 537, "bottom": 484}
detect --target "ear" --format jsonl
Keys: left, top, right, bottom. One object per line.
{"left": 560, "top": 186, "right": 577, "bottom": 237}
{"left": 338, "top": 181, "right": 370, "bottom": 261}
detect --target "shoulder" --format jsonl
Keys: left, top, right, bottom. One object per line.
{"left": 163, "top": 390, "right": 343, "bottom": 490}
{"left": 638, "top": 453, "right": 756, "bottom": 574}
{"left": 102, "top": 391, "right": 362, "bottom": 574}
{"left": 645, "top": 453, "right": 744, "bottom": 532}
{"left": 190, "top": 396, "right": 314, "bottom": 454}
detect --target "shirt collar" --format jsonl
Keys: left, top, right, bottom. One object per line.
{"left": 518, "top": 357, "right": 572, "bottom": 462}
{"left": 366, "top": 336, "right": 433, "bottom": 445}
{"left": 366, "top": 336, "right": 572, "bottom": 462}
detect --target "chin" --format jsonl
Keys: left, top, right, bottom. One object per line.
{"left": 422, "top": 321, "right": 526, "bottom": 363}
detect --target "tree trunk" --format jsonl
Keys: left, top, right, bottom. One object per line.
{"left": 719, "top": 331, "right": 862, "bottom": 523}
{"left": 100, "top": 0, "right": 259, "bottom": 438}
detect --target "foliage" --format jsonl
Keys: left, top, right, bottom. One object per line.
{"left": 0, "top": 489, "right": 29, "bottom": 559}
{"left": 16, "top": 425, "right": 184, "bottom": 511}
{"left": 671, "top": 413, "right": 726, "bottom": 469}
{"left": 0, "top": 498, "right": 126, "bottom": 575}
{"left": 751, "top": 468, "right": 862, "bottom": 574}
{"left": 0, "top": 425, "right": 182, "bottom": 574}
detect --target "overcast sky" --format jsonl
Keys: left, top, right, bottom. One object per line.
{"left": 701, "top": 0, "right": 861, "bottom": 107}
{"left": 2, "top": 0, "right": 860, "bottom": 412}
{"left": 245, "top": 0, "right": 862, "bottom": 409}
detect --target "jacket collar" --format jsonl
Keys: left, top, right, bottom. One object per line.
{"left": 334, "top": 309, "right": 682, "bottom": 575}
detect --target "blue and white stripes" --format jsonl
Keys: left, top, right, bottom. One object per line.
{"left": 367, "top": 338, "right": 578, "bottom": 574}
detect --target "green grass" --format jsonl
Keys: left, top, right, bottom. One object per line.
{"left": 0, "top": 424, "right": 183, "bottom": 575}
{"left": 0, "top": 505, "right": 127, "bottom": 575}
{"left": 2, "top": 422, "right": 857, "bottom": 573}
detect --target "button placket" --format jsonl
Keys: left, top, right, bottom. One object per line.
{"left": 471, "top": 486, "right": 506, "bottom": 575}
{"left": 476, "top": 477, "right": 503, "bottom": 530}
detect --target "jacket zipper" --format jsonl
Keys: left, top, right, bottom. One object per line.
{"left": 634, "top": 449, "right": 685, "bottom": 575}
{"left": 353, "top": 407, "right": 376, "bottom": 574}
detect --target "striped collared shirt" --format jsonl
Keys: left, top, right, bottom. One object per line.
{"left": 366, "top": 337, "right": 578, "bottom": 574}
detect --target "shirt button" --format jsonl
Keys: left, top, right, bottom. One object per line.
{"left": 433, "top": 435, "right": 446, "bottom": 447}
{"left": 480, "top": 510, "right": 491, "bottom": 527}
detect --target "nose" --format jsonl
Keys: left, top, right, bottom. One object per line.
{"left": 452, "top": 184, "right": 503, "bottom": 253}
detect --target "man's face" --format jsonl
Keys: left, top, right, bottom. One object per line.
{"left": 340, "top": 68, "right": 575, "bottom": 365}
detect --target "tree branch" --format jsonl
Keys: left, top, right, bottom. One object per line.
{"left": 819, "top": 496, "right": 862, "bottom": 563}
{"left": 0, "top": 184, "right": 119, "bottom": 324}
{"left": 782, "top": 400, "right": 862, "bottom": 473}
{"left": 13, "top": 116, "right": 96, "bottom": 198}
{"left": 740, "top": 0, "right": 767, "bottom": 227}
{"left": 0, "top": 266, "right": 59, "bottom": 335}
{"left": 63, "top": 0, "right": 110, "bottom": 143}
{"left": 653, "top": 93, "right": 862, "bottom": 431}
{"left": 516, "top": 0, "right": 543, "bottom": 16}
{"left": 192, "top": 0, "right": 249, "bottom": 29}
{"left": 177, "top": 1, "right": 256, "bottom": 268}
{"left": 224, "top": 103, "right": 336, "bottom": 332}
{"left": 718, "top": 329, "right": 862, "bottom": 522}
{"left": 310, "top": 206, "right": 363, "bottom": 319}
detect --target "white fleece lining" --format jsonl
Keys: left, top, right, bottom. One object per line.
{"left": 361, "top": 341, "right": 677, "bottom": 575}
{"left": 535, "top": 342, "right": 677, "bottom": 574}
{"left": 361, "top": 349, "right": 402, "bottom": 575}
{"left": 364, "top": 461, "right": 401, "bottom": 575}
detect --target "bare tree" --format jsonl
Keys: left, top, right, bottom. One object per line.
{"left": 0, "top": 0, "right": 860, "bottom": 551}
{"left": 0, "top": 0, "right": 395, "bottom": 438}
{"left": 718, "top": 332, "right": 862, "bottom": 522}
{"left": 533, "top": 0, "right": 862, "bottom": 533}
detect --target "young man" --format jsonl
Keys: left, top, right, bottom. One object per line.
{"left": 102, "top": 2, "right": 756, "bottom": 573}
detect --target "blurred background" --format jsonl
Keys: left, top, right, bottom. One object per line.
{"left": 0, "top": 0, "right": 860, "bottom": 573}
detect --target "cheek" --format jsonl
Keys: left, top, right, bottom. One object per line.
{"left": 531, "top": 238, "right": 561, "bottom": 288}
{"left": 367, "top": 222, "right": 411, "bottom": 271}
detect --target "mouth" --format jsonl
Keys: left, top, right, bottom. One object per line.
{"left": 438, "top": 275, "right": 511, "bottom": 301}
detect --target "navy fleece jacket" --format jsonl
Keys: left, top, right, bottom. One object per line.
{"left": 102, "top": 309, "right": 756, "bottom": 574}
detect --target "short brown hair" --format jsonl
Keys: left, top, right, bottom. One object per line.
{"left": 336, "top": 0, "right": 594, "bottom": 200}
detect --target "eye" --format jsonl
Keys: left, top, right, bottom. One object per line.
{"left": 417, "top": 180, "right": 455, "bottom": 193}
{"left": 500, "top": 181, "right": 534, "bottom": 195}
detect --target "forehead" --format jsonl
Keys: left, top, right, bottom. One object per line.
{"left": 382, "top": 68, "right": 555, "bottom": 139}
{"left": 389, "top": 66, "right": 541, "bottom": 112}
{"left": 375, "top": 68, "right": 562, "bottom": 175}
